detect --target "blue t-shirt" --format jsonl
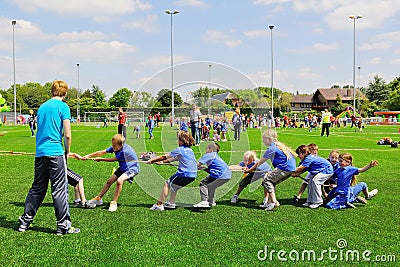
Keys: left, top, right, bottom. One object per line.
{"left": 331, "top": 166, "right": 359, "bottom": 194}
{"left": 169, "top": 145, "right": 197, "bottom": 178}
{"left": 221, "top": 122, "right": 227, "bottom": 132}
{"left": 180, "top": 121, "right": 188, "bottom": 131}
{"left": 262, "top": 142, "right": 296, "bottom": 172}
{"left": 199, "top": 152, "right": 231, "bottom": 179}
{"left": 300, "top": 155, "right": 334, "bottom": 175}
{"left": 36, "top": 98, "right": 70, "bottom": 157}
{"left": 106, "top": 144, "right": 140, "bottom": 173}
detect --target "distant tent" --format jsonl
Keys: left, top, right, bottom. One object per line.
{"left": 336, "top": 106, "right": 362, "bottom": 118}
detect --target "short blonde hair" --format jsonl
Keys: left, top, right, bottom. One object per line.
{"left": 51, "top": 80, "right": 68, "bottom": 97}
{"left": 112, "top": 134, "right": 124, "bottom": 145}
{"left": 244, "top": 151, "right": 258, "bottom": 161}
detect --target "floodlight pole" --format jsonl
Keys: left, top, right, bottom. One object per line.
{"left": 269, "top": 25, "right": 274, "bottom": 121}
{"left": 165, "top": 9, "right": 179, "bottom": 125}
{"left": 349, "top": 15, "right": 362, "bottom": 113}
{"left": 12, "top": 20, "right": 17, "bottom": 125}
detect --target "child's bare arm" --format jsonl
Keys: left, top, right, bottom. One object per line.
{"left": 358, "top": 160, "right": 378, "bottom": 173}
{"left": 292, "top": 165, "right": 307, "bottom": 177}
{"left": 82, "top": 150, "right": 107, "bottom": 160}
{"left": 93, "top": 156, "right": 117, "bottom": 162}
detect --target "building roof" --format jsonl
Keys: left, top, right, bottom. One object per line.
{"left": 211, "top": 92, "right": 238, "bottom": 102}
{"left": 291, "top": 95, "right": 313, "bottom": 103}
{"left": 316, "top": 88, "right": 355, "bottom": 101}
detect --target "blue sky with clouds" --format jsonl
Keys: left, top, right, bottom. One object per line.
{"left": 0, "top": 0, "right": 399, "bottom": 99}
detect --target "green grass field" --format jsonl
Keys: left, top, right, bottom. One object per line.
{"left": 0, "top": 124, "right": 399, "bottom": 266}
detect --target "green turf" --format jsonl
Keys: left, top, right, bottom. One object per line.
{"left": 0, "top": 124, "right": 399, "bottom": 266}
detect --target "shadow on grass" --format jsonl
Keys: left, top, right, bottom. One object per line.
{"left": 0, "top": 215, "right": 54, "bottom": 234}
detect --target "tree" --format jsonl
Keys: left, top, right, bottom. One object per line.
{"left": 365, "top": 75, "right": 391, "bottom": 106}
{"left": 331, "top": 94, "right": 347, "bottom": 116}
{"left": 108, "top": 88, "right": 132, "bottom": 108}
{"left": 131, "top": 91, "right": 155, "bottom": 107}
{"left": 91, "top": 85, "right": 107, "bottom": 107}
{"left": 155, "top": 89, "right": 183, "bottom": 109}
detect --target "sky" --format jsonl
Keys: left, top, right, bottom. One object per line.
{"left": 0, "top": 0, "right": 399, "bottom": 100}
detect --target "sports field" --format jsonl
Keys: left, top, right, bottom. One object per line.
{"left": 0, "top": 124, "right": 398, "bottom": 266}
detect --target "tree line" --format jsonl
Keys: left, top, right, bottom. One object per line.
{"left": 0, "top": 74, "right": 399, "bottom": 118}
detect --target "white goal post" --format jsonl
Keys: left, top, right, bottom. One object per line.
{"left": 83, "top": 111, "right": 145, "bottom": 126}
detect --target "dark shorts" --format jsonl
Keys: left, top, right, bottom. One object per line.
{"left": 67, "top": 168, "right": 82, "bottom": 187}
{"left": 238, "top": 172, "right": 255, "bottom": 189}
{"left": 114, "top": 167, "right": 138, "bottom": 184}
{"left": 167, "top": 173, "right": 195, "bottom": 192}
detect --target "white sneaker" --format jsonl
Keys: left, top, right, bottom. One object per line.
{"left": 309, "top": 203, "right": 322, "bottom": 209}
{"left": 108, "top": 201, "right": 118, "bottom": 212}
{"left": 164, "top": 202, "right": 176, "bottom": 209}
{"left": 193, "top": 201, "right": 210, "bottom": 208}
{"left": 88, "top": 196, "right": 103, "bottom": 206}
{"left": 259, "top": 202, "right": 269, "bottom": 208}
{"left": 367, "top": 189, "right": 378, "bottom": 200}
{"left": 302, "top": 202, "right": 310, "bottom": 207}
{"left": 264, "top": 203, "right": 275, "bottom": 211}
{"left": 230, "top": 195, "right": 238, "bottom": 203}
{"left": 150, "top": 204, "right": 164, "bottom": 211}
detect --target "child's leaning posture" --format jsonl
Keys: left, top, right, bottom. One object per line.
{"left": 83, "top": 134, "right": 140, "bottom": 212}
{"left": 293, "top": 143, "right": 319, "bottom": 202}
{"left": 133, "top": 125, "right": 141, "bottom": 139}
{"left": 230, "top": 151, "right": 272, "bottom": 204}
{"left": 194, "top": 142, "right": 231, "bottom": 208}
{"left": 326, "top": 153, "right": 378, "bottom": 210}
{"left": 245, "top": 129, "right": 297, "bottom": 211}
{"left": 292, "top": 145, "right": 333, "bottom": 209}
{"left": 212, "top": 130, "right": 221, "bottom": 142}
{"left": 147, "top": 130, "right": 197, "bottom": 211}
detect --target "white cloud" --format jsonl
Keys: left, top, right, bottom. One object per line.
{"left": 121, "top": 15, "right": 159, "bottom": 33}
{"left": 174, "top": 0, "right": 208, "bottom": 8}
{"left": 57, "top": 31, "right": 107, "bottom": 42}
{"left": 368, "top": 57, "right": 382, "bottom": 64}
{"left": 288, "top": 42, "right": 337, "bottom": 53}
{"left": 253, "top": 0, "right": 291, "bottom": 5}
{"left": 296, "top": 68, "right": 321, "bottom": 80}
{"left": 47, "top": 41, "right": 136, "bottom": 62}
{"left": 11, "top": 0, "right": 152, "bottom": 20}
{"left": 202, "top": 30, "right": 242, "bottom": 48}
{"left": 395, "top": 49, "right": 400, "bottom": 55}
{"left": 375, "top": 31, "right": 400, "bottom": 42}
{"left": 359, "top": 42, "right": 392, "bottom": 51}
{"left": 243, "top": 30, "right": 268, "bottom": 38}
{"left": 391, "top": 58, "right": 400, "bottom": 64}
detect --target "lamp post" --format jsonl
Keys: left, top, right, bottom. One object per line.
{"left": 357, "top": 66, "right": 361, "bottom": 112}
{"left": 77, "top": 63, "right": 80, "bottom": 122}
{"left": 268, "top": 25, "right": 274, "bottom": 120}
{"left": 165, "top": 9, "right": 179, "bottom": 125}
{"left": 349, "top": 15, "right": 362, "bottom": 112}
{"left": 208, "top": 64, "right": 212, "bottom": 116}
{"left": 12, "top": 20, "right": 17, "bottom": 125}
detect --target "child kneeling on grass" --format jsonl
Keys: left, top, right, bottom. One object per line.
{"left": 193, "top": 142, "right": 231, "bottom": 208}
{"left": 83, "top": 134, "right": 140, "bottom": 212}
{"left": 147, "top": 130, "right": 197, "bottom": 211}
{"left": 326, "top": 153, "right": 378, "bottom": 210}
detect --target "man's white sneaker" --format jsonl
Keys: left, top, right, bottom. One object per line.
{"left": 230, "top": 195, "right": 238, "bottom": 203}
{"left": 150, "top": 204, "right": 164, "bottom": 211}
{"left": 302, "top": 202, "right": 310, "bottom": 207}
{"left": 259, "top": 202, "right": 269, "bottom": 208}
{"left": 193, "top": 201, "right": 210, "bottom": 208}
{"left": 367, "top": 189, "right": 378, "bottom": 200}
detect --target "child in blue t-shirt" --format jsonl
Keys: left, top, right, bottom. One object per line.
{"left": 292, "top": 145, "right": 334, "bottom": 209}
{"left": 83, "top": 134, "right": 140, "bottom": 212}
{"left": 230, "top": 151, "right": 272, "bottom": 204}
{"left": 133, "top": 125, "right": 141, "bottom": 139}
{"left": 245, "top": 129, "right": 296, "bottom": 211}
{"left": 180, "top": 117, "right": 188, "bottom": 131}
{"left": 148, "top": 115, "right": 155, "bottom": 139}
{"left": 148, "top": 130, "right": 197, "bottom": 211}
{"left": 220, "top": 119, "right": 228, "bottom": 141}
{"left": 326, "top": 153, "right": 378, "bottom": 210}
{"left": 193, "top": 142, "right": 231, "bottom": 208}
